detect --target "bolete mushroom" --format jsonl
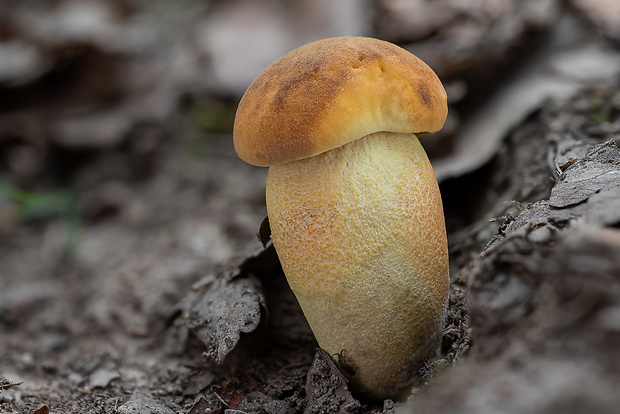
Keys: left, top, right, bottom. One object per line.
{"left": 233, "top": 36, "right": 449, "bottom": 400}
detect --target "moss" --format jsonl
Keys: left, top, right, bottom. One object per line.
{"left": 0, "top": 186, "right": 80, "bottom": 255}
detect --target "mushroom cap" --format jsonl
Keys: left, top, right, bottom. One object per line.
{"left": 233, "top": 36, "right": 447, "bottom": 167}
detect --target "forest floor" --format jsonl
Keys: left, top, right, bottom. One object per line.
{"left": 1, "top": 1, "right": 620, "bottom": 413}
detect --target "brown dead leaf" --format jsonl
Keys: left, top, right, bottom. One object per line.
{"left": 211, "top": 385, "right": 241, "bottom": 409}
{"left": 32, "top": 406, "right": 50, "bottom": 414}
{"left": 187, "top": 397, "right": 218, "bottom": 414}
{"left": 257, "top": 216, "right": 271, "bottom": 248}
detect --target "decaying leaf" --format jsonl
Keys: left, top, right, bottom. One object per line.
{"left": 187, "top": 398, "right": 216, "bottom": 414}
{"left": 211, "top": 385, "right": 242, "bottom": 409}
{"left": 304, "top": 349, "right": 360, "bottom": 414}
{"left": 32, "top": 406, "right": 50, "bottom": 414}
{"left": 413, "top": 104, "right": 620, "bottom": 414}
{"left": 179, "top": 245, "right": 280, "bottom": 365}
{"left": 0, "top": 377, "right": 22, "bottom": 391}
{"left": 182, "top": 370, "right": 216, "bottom": 397}
{"left": 183, "top": 272, "right": 262, "bottom": 365}
{"left": 550, "top": 140, "right": 620, "bottom": 209}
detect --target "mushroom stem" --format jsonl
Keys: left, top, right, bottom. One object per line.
{"left": 266, "top": 131, "right": 449, "bottom": 400}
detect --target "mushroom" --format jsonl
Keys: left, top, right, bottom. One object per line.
{"left": 233, "top": 36, "right": 449, "bottom": 400}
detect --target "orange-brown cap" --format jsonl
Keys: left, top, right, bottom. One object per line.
{"left": 233, "top": 36, "right": 447, "bottom": 167}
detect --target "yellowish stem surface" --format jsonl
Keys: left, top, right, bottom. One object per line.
{"left": 266, "top": 132, "right": 449, "bottom": 400}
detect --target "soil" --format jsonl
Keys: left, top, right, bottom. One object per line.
{"left": 2, "top": 1, "right": 620, "bottom": 413}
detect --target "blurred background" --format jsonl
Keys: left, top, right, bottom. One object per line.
{"left": 1, "top": 0, "right": 620, "bottom": 412}
{"left": 1, "top": 0, "right": 618, "bottom": 227}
